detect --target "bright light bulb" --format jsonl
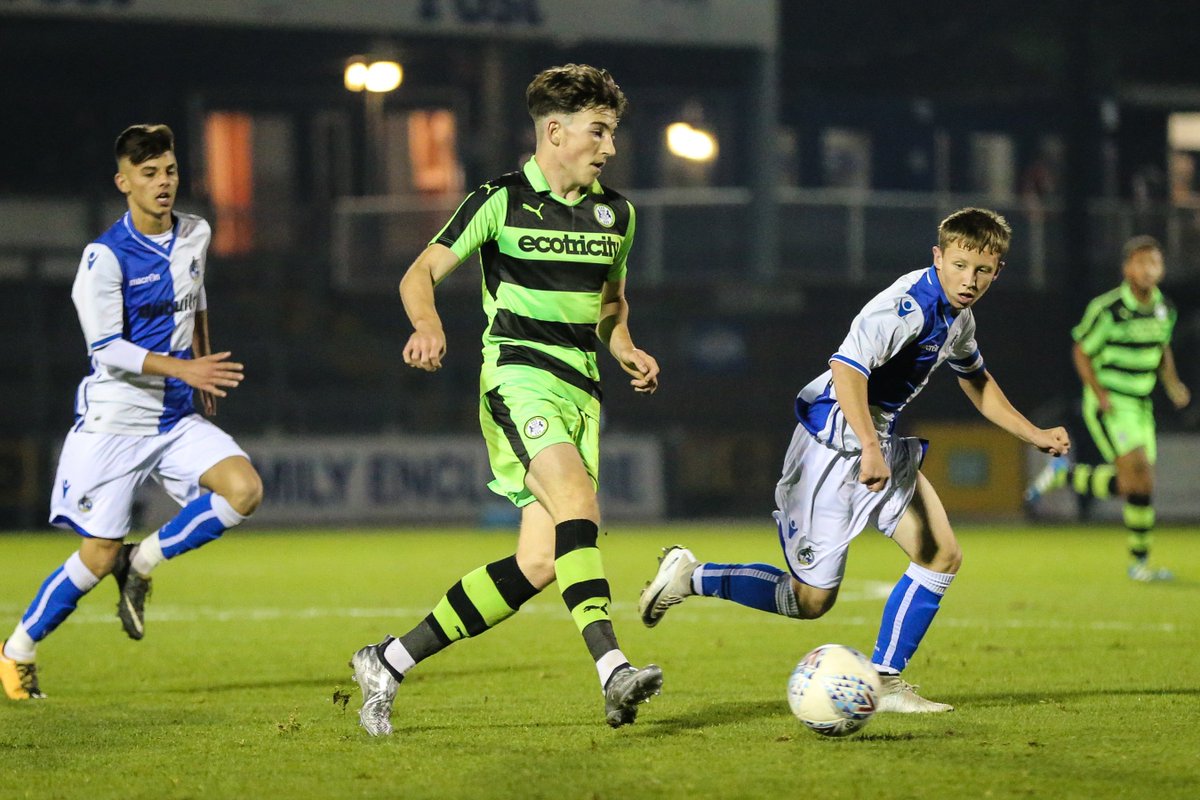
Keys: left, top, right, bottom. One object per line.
{"left": 666, "top": 122, "right": 717, "bottom": 162}
{"left": 365, "top": 61, "right": 403, "bottom": 93}
{"left": 344, "top": 61, "right": 368, "bottom": 92}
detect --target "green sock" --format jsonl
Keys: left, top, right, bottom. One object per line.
{"left": 553, "top": 519, "right": 613, "bottom": 633}
{"left": 425, "top": 555, "right": 539, "bottom": 646}
{"left": 1124, "top": 495, "right": 1154, "bottom": 560}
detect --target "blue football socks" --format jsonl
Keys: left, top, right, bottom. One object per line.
{"left": 19, "top": 552, "right": 100, "bottom": 645}
{"left": 872, "top": 562, "right": 954, "bottom": 673}
{"left": 695, "top": 562, "right": 794, "bottom": 615}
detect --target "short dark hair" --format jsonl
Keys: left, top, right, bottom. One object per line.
{"left": 525, "top": 64, "right": 627, "bottom": 121}
{"left": 1122, "top": 234, "right": 1161, "bottom": 263}
{"left": 937, "top": 207, "right": 1013, "bottom": 257}
{"left": 114, "top": 124, "right": 175, "bottom": 166}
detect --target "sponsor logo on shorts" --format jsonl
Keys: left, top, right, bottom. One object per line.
{"left": 524, "top": 417, "right": 548, "bottom": 439}
{"left": 593, "top": 203, "right": 615, "bottom": 228}
{"left": 77, "top": 495, "right": 93, "bottom": 513}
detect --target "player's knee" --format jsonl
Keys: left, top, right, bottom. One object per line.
{"left": 1128, "top": 466, "right": 1154, "bottom": 496}
{"left": 793, "top": 582, "right": 837, "bottom": 619}
{"left": 224, "top": 469, "right": 263, "bottom": 516}
{"left": 515, "top": 553, "right": 556, "bottom": 590}
{"left": 939, "top": 543, "right": 963, "bottom": 574}
{"left": 927, "top": 543, "right": 962, "bottom": 575}
{"left": 79, "top": 538, "right": 122, "bottom": 577}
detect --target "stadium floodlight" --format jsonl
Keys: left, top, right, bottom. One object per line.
{"left": 344, "top": 58, "right": 369, "bottom": 92}
{"left": 344, "top": 57, "right": 403, "bottom": 93}
{"left": 666, "top": 122, "right": 717, "bottom": 162}
{"left": 365, "top": 61, "right": 403, "bottom": 93}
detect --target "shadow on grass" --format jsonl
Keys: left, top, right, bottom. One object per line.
{"left": 637, "top": 700, "right": 943, "bottom": 741}
{"left": 960, "top": 686, "right": 1200, "bottom": 707}
{"left": 163, "top": 676, "right": 347, "bottom": 693}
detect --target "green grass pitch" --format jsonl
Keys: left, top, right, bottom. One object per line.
{"left": 1, "top": 523, "right": 1197, "bottom": 799}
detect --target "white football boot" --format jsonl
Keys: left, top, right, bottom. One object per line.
{"left": 638, "top": 545, "right": 698, "bottom": 628}
{"left": 876, "top": 674, "right": 954, "bottom": 713}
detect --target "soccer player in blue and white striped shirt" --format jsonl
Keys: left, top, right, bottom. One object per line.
{"left": 1, "top": 125, "right": 262, "bottom": 701}
{"left": 639, "top": 208, "right": 1070, "bottom": 713}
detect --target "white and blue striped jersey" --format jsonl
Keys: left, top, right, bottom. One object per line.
{"left": 796, "top": 266, "right": 985, "bottom": 451}
{"left": 70, "top": 211, "right": 210, "bottom": 435}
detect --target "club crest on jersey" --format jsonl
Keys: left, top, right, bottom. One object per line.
{"left": 897, "top": 297, "right": 917, "bottom": 317}
{"left": 189, "top": 258, "right": 200, "bottom": 280}
{"left": 524, "top": 417, "right": 548, "bottom": 439}
{"left": 593, "top": 203, "right": 615, "bottom": 228}
{"left": 77, "top": 495, "right": 93, "bottom": 513}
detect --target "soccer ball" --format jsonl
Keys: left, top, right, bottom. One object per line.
{"left": 787, "top": 644, "right": 881, "bottom": 737}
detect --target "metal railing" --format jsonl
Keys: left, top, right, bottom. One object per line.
{"left": 330, "top": 188, "right": 1200, "bottom": 293}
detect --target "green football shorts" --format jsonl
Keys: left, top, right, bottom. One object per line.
{"left": 478, "top": 370, "right": 600, "bottom": 507}
{"left": 1082, "top": 388, "right": 1157, "bottom": 464}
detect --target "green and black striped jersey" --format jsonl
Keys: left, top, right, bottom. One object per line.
{"left": 431, "top": 157, "right": 634, "bottom": 410}
{"left": 1072, "top": 283, "right": 1177, "bottom": 399}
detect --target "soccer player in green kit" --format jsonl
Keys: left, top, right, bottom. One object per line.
{"left": 1026, "top": 236, "right": 1191, "bottom": 581}
{"left": 349, "top": 64, "right": 663, "bottom": 735}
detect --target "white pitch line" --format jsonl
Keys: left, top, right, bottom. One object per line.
{"left": 0, "top": 590, "right": 1181, "bottom": 635}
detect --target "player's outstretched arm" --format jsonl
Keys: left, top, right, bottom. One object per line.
{"left": 1158, "top": 346, "right": 1191, "bottom": 409}
{"left": 597, "top": 278, "right": 658, "bottom": 394}
{"left": 143, "top": 350, "right": 244, "bottom": 398}
{"left": 830, "top": 361, "right": 888, "bottom": 491}
{"left": 399, "top": 244, "right": 461, "bottom": 373}
{"left": 958, "top": 371, "right": 1070, "bottom": 456}
{"left": 1071, "top": 341, "right": 1110, "bottom": 412}
{"left": 192, "top": 308, "right": 217, "bottom": 416}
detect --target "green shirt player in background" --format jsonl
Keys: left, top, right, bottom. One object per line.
{"left": 350, "top": 64, "right": 663, "bottom": 735}
{"left": 1026, "top": 236, "right": 1191, "bottom": 581}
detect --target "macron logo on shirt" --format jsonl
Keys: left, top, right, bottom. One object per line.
{"left": 897, "top": 297, "right": 917, "bottom": 317}
{"left": 128, "top": 273, "right": 162, "bottom": 287}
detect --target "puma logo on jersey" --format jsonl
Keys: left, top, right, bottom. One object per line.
{"left": 522, "top": 202, "right": 545, "bottom": 220}
{"left": 480, "top": 182, "right": 499, "bottom": 194}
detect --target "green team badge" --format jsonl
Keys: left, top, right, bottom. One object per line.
{"left": 524, "top": 417, "right": 548, "bottom": 438}
{"left": 593, "top": 203, "right": 615, "bottom": 228}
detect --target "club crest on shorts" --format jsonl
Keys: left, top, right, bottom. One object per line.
{"left": 524, "top": 416, "right": 548, "bottom": 439}
{"left": 795, "top": 543, "right": 816, "bottom": 566}
{"left": 77, "top": 495, "right": 93, "bottom": 513}
{"left": 593, "top": 203, "right": 615, "bottom": 228}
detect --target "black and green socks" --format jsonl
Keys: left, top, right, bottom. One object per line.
{"left": 1069, "top": 463, "right": 1118, "bottom": 500}
{"left": 382, "top": 554, "right": 539, "bottom": 677}
{"left": 554, "top": 519, "right": 629, "bottom": 688}
{"left": 1124, "top": 494, "right": 1155, "bottom": 560}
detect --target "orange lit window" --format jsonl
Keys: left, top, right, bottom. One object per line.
{"left": 408, "top": 110, "right": 462, "bottom": 194}
{"left": 204, "top": 112, "right": 254, "bottom": 256}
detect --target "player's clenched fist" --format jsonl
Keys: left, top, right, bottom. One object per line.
{"left": 403, "top": 326, "right": 446, "bottom": 372}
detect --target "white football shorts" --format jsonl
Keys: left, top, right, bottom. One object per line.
{"left": 48, "top": 414, "right": 249, "bottom": 539}
{"left": 774, "top": 423, "right": 924, "bottom": 590}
